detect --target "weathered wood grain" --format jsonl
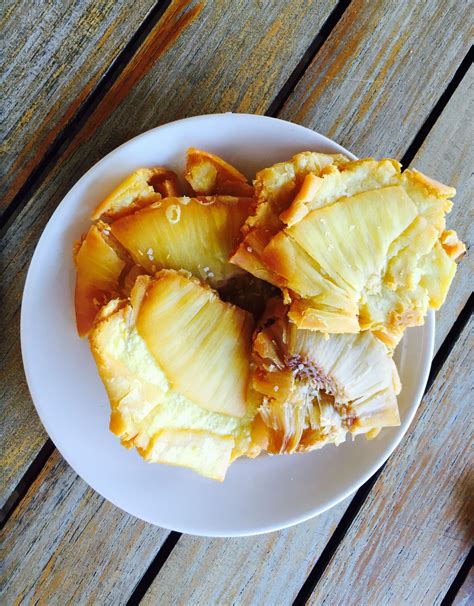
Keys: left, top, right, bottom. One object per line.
{"left": 0, "top": 450, "right": 168, "bottom": 605}
{"left": 0, "top": 0, "right": 157, "bottom": 214}
{"left": 280, "top": 0, "right": 471, "bottom": 159}
{"left": 453, "top": 568, "right": 474, "bottom": 606}
{"left": 0, "top": 0, "right": 339, "bottom": 507}
{"left": 1, "top": 2, "right": 471, "bottom": 603}
{"left": 308, "top": 316, "right": 473, "bottom": 606}
{"left": 141, "top": 500, "right": 350, "bottom": 606}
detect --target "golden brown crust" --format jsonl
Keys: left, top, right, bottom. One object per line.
{"left": 74, "top": 225, "right": 126, "bottom": 337}
{"left": 91, "top": 167, "right": 181, "bottom": 221}
{"left": 185, "top": 148, "right": 254, "bottom": 196}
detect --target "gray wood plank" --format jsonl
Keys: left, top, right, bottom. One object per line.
{"left": 141, "top": 500, "right": 349, "bottom": 606}
{"left": 308, "top": 316, "right": 473, "bottom": 606}
{"left": 0, "top": 450, "right": 168, "bottom": 605}
{"left": 453, "top": 569, "right": 474, "bottom": 606}
{"left": 0, "top": 0, "right": 157, "bottom": 213}
{"left": 0, "top": 0, "right": 338, "bottom": 508}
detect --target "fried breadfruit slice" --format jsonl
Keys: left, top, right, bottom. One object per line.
{"left": 185, "top": 148, "right": 254, "bottom": 196}
{"left": 135, "top": 270, "right": 254, "bottom": 418}
{"left": 111, "top": 195, "right": 254, "bottom": 288}
{"left": 89, "top": 296, "right": 260, "bottom": 481}
{"left": 230, "top": 151, "right": 349, "bottom": 284}
{"left": 91, "top": 167, "right": 181, "bottom": 221}
{"left": 261, "top": 159, "right": 465, "bottom": 346}
{"left": 74, "top": 224, "right": 126, "bottom": 337}
{"left": 251, "top": 300, "right": 400, "bottom": 454}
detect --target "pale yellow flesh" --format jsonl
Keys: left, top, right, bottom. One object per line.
{"left": 111, "top": 196, "right": 253, "bottom": 287}
{"left": 257, "top": 159, "right": 463, "bottom": 344}
{"left": 89, "top": 299, "right": 257, "bottom": 481}
{"left": 135, "top": 270, "right": 254, "bottom": 418}
{"left": 74, "top": 225, "right": 126, "bottom": 337}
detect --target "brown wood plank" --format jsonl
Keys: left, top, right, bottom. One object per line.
{"left": 0, "top": 450, "right": 168, "bottom": 604}
{"left": 307, "top": 316, "right": 473, "bottom": 606}
{"left": 0, "top": 0, "right": 339, "bottom": 508}
{"left": 141, "top": 34, "right": 473, "bottom": 606}
{"left": 453, "top": 568, "right": 474, "bottom": 606}
{"left": 280, "top": 0, "right": 470, "bottom": 159}
{"left": 0, "top": 0, "right": 157, "bottom": 215}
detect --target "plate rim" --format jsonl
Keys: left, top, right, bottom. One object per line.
{"left": 20, "top": 113, "right": 435, "bottom": 536}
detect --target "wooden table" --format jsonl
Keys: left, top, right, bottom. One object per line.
{"left": 1, "top": 1, "right": 472, "bottom": 604}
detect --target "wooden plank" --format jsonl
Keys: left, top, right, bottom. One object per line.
{"left": 141, "top": 500, "right": 350, "bottom": 606}
{"left": 453, "top": 568, "right": 474, "bottom": 606}
{"left": 0, "top": 0, "right": 157, "bottom": 214}
{"left": 280, "top": 0, "right": 471, "bottom": 159}
{"left": 1, "top": 3, "right": 471, "bottom": 602}
{"left": 141, "top": 21, "right": 473, "bottom": 606}
{"left": 0, "top": 450, "right": 168, "bottom": 605}
{"left": 0, "top": 0, "right": 339, "bottom": 507}
{"left": 308, "top": 316, "right": 473, "bottom": 606}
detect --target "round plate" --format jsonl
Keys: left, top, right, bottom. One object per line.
{"left": 21, "top": 114, "right": 434, "bottom": 537}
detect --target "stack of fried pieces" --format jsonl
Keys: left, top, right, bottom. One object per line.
{"left": 74, "top": 148, "right": 465, "bottom": 480}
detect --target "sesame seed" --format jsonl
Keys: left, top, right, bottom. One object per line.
{"left": 268, "top": 364, "right": 276, "bottom": 372}
{"left": 208, "top": 272, "right": 215, "bottom": 278}
{"left": 147, "top": 248, "right": 153, "bottom": 255}
{"left": 274, "top": 385, "right": 279, "bottom": 392}
{"left": 102, "top": 229, "right": 110, "bottom": 235}
{"left": 246, "top": 246, "right": 253, "bottom": 252}
{"left": 298, "top": 363, "right": 304, "bottom": 370}
{"left": 203, "top": 266, "right": 210, "bottom": 272}
{"left": 166, "top": 204, "right": 181, "bottom": 223}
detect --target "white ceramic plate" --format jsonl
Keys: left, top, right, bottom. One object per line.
{"left": 21, "top": 114, "right": 434, "bottom": 537}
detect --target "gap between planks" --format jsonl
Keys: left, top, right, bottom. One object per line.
{"left": 2, "top": 6, "right": 472, "bottom": 605}
{"left": 265, "top": 0, "right": 351, "bottom": 117}
{"left": 441, "top": 545, "right": 474, "bottom": 606}
{"left": 0, "top": 0, "right": 173, "bottom": 235}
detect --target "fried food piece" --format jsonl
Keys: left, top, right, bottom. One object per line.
{"left": 185, "top": 148, "right": 254, "bottom": 196}
{"left": 135, "top": 271, "right": 254, "bottom": 417}
{"left": 74, "top": 224, "right": 126, "bottom": 336}
{"left": 91, "top": 167, "right": 181, "bottom": 221}
{"left": 230, "top": 151, "right": 349, "bottom": 284}
{"left": 89, "top": 273, "right": 260, "bottom": 481}
{"left": 251, "top": 300, "right": 400, "bottom": 454}
{"left": 111, "top": 195, "right": 254, "bottom": 288}
{"left": 258, "top": 159, "right": 464, "bottom": 348}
